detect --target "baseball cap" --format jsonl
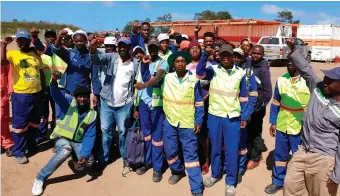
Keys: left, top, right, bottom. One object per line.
{"left": 219, "top": 44, "right": 233, "bottom": 55}
{"left": 73, "top": 86, "right": 91, "bottom": 97}
{"left": 180, "top": 40, "right": 190, "bottom": 51}
{"left": 198, "top": 39, "right": 204, "bottom": 44}
{"left": 133, "top": 46, "right": 145, "bottom": 54}
{"left": 182, "top": 34, "right": 189, "bottom": 40}
{"left": 233, "top": 48, "right": 244, "bottom": 56}
{"left": 321, "top": 67, "right": 340, "bottom": 80}
{"left": 104, "top": 37, "right": 117, "bottom": 45}
{"left": 16, "top": 30, "right": 31, "bottom": 40}
{"left": 72, "top": 30, "right": 88, "bottom": 41}
{"left": 118, "top": 37, "right": 132, "bottom": 45}
{"left": 147, "top": 38, "right": 160, "bottom": 47}
{"left": 44, "top": 29, "right": 56, "bottom": 36}
{"left": 157, "top": 33, "right": 169, "bottom": 42}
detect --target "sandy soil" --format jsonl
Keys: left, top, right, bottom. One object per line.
{"left": 2, "top": 42, "right": 340, "bottom": 196}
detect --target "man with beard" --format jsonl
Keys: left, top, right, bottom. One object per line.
{"left": 1, "top": 30, "right": 46, "bottom": 164}
{"left": 32, "top": 72, "right": 96, "bottom": 196}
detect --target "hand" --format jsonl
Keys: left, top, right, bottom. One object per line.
{"left": 51, "top": 71, "right": 61, "bottom": 81}
{"left": 206, "top": 48, "right": 215, "bottom": 55}
{"left": 208, "top": 55, "right": 214, "bottom": 62}
{"left": 30, "top": 27, "right": 40, "bottom": 38}
{"left": 269, "top": 124, "right": 276, "bottom": 137}
{"left": 77, "top": 157, "right": 86, "bottom": 168}
{"left": 168, "top": 29, "right": 175, "bottom": 35}
{"left": 88, "top": 34, "right": 96, "bottom": 41}
{"left": 1, "top": 37, "right": 14, "bottom": 45}
{"left": 134, "top": 82, "right": 147, "bottom": 90}
{"left": 58, "top": 29, "right": 69, "bottom": 38}
{"left": 194, "top": 25, "right": 201, "bottom": 32}
{"left": 194, "top": 124, "right": 201, "bottom": 134}
{"left": 90, "top": 38, "right": 99, "bottom": 54}
{"left": 133, "top": 21, "right": 141, "bottom": 32}
{"left": 133, "top": 110, "right": 140, "bottom": 119}
{"left": 286, "top": 38, "right": 297, "bottom": 52}
{"left": 92, "top": 96, "right": 98, "bottom": 107}
{"left": 142, "top": 55, "right": 151, "bottom": 64}
{"left": 240, "top": 121, "right": 247, "bottom": 128}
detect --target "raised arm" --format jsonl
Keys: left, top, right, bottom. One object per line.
{"left": 1, "top": 37, "right": 13, "bottom": 66}
{"left": 130, "top": 21, "right": 141, "bottom": 49}
{"left": 196, "top": 49, "right": 214, "bottom": 81}
{"left": 89, "top": 38, "right": 111, "bottom": 65}
{"left": 286, "top": 38, "right": 321, "bottom": 91}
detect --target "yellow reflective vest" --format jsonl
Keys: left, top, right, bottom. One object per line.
{"left": 208, "top": 65, "right": 245, "bottom": 118}
{"left": 50, "top": 99, "right": 97, "bottom": 142}
{"left": 274, "top": 73, "right": 310, "bottom": 135}
{"left": 162, "top": 72, "right": 199, "bottom": 129}
{"left": 41, "top": 53, "right": 67, "bottom": 88}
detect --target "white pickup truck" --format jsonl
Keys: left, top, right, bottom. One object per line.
{"left": 258, "top": 36, "right": 312, "bottom": 63}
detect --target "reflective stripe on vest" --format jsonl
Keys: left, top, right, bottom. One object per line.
{"left": 51, "top": 53, "right": 68, "bottom": 88}
{"left": 163, "top": 72, "right": 197, "bottom": 129}
{"left": 208, "top": 65, "right": 244, "bottom": 118}
{"left": 276, "top": 73, "right": 310, "bottom": 135}
{"left": 50, "top": 99, "right": 97, "bottom": 142}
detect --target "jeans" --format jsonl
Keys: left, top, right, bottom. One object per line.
{"left": 36, "top": 138, "right": 82, "bottom": 181}
{"left": 98, "top": 98, "right": 132, "bottom": 163}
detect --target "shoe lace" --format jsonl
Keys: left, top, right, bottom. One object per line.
{"left": 34, "top": 180, "right": 43, "bottom": 188}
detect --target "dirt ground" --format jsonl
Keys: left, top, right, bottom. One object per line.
{"left": 1, "top": 42, "right": 340, "bottom": 196}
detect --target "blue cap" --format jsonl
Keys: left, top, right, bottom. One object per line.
{"left": 118, "top": 37, "right": 131, "bottom": 45}
{"left": 321, "top": 67, "right": 340, "bottom": 80}
{"left": 16, "top": 30, "right": 31, "bottom": 40}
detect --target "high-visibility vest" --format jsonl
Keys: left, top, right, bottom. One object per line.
{"left": 50, "top": 99, "right": 97, "bottom": 142}
{"left": 134, "top": 59, "right": 165, "bottom": 107}
{"left": 162, "top": 72, "right": 201, "bottom": 129}
{"left": 208, "top": 65, "right": 246, "bottom": 118}
{"left": 41, "top": 54, "right": 68, "bottom": 88}
{"left": 275, "top": 73, "right": 310, "bottom": 135}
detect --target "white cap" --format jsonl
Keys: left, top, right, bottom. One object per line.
{"left": 181, "top": 34, "right": 189, "bottom": 40}
{"left": 63, "top": 28, "right": 74, "bottom": 36}
{"left": 157, "top": 33, "right": 169, "bottom": 42}
{"left": 233, "top": 48, "right": 244, "bottom": 56}
{"left": 133, "top": 46, "right": 145, "bottom": 54}
{"left": 104, "top": 37, "right": 117, "bottom": 45}
{"left": 72, "top": 30, "right": 88, "bottom": 41}
{"left": 198, "top": 39, "right": 204, "bottom": 44}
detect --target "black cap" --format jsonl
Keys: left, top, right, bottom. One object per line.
{"left": 44, "top": 29, "right": 56, "bottom": 36}
{"left": 73, "top": 86, "right": 91, "bottom": 97}
{"left": 147, "top": 38, "right": 160, "bottom": 47}
{"left": 219, "top": 44, "right": 233, "bottom": 55}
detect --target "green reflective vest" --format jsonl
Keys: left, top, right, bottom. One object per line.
{"left": 50, "top": 99, "right": 97, "bottom": 142}
{"left": 134, "top": 59, "right": 165, "bottom": 107}
{"left": 162, "top": 72, "right": 199, "bottom": 129}
{"left": 209, "top": 65, "right": 245, "bottom": 118}
{"left": 276, "top": 73, "right": 310, "bottom": 135}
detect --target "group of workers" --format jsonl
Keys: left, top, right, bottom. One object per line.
{"left": 1, "top": 20, "right": 340, "bottom": 196}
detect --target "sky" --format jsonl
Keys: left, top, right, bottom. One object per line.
{"left": 1, "top": 1, "right": 340, "bottom": 32}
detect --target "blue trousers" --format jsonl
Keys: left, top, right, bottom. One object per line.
{"left": 163, "top": 119, "right": 203, "bottom": 194}
{"left": 11, "top": 92, "right": 41, "bottom": 157}
{"left": 208, "top": 114, "right": 240, "bottom": 186}
{"left": 37, "top": 86, "right": 56, "bottom": 142}
{"left": 139, "top": 100, "right": 164, "bottom": 172}
{"left": 272, "top": 130, "right": 301, "bottom": 187}
{"left": 238, "top": 128, "right": 248, "bottom": 175}
{"left": 98, "top": 98, "right": 132, "bottom": 163}
{"left": 36, "top": 138, "right": 82, "bottom": 181}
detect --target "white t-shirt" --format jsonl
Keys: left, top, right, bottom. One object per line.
{"left": 112, "top": 58, "right": 134, "bottom": 107}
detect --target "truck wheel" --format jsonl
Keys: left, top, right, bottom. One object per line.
{"left": 306, "top": 53, "right": 312, "bottom": 63}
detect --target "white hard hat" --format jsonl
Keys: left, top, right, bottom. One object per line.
{"left": 63, "top": 28, "right": 74, "bottom": 36}
{"left": 104, "top": 37, "right": 117, "bottom": 45}
{"left": 181, "top": 34, "right": 189, "bottom": 40}
{"left": 72, "top": 30, "right": 88, "bottom": 41}
{"left": 157, "top": 33, "right": 169, "bottom": 42}
{"left": 198, "top": 39, "right": 204, "bottom": 44}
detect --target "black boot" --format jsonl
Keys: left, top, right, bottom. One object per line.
{"left": 264, "top": 183, "right": 282, "bottom": 194}
{"left": 168, "top": 173, "right": 186, "bottom": 185}
{"left": 5, "top": 146, "right": 13, "bottom": 157}
{"left": 152, "top": 171, "right": 163, "bottom": 183}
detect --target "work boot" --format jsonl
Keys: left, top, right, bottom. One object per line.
{"left": 225, "top": 185, "right": 236, "bottom": 196}
{"left": 237, "top": 173, "right": 243, "bottom": 184}
{"left": 203, "top": 176, "right": 221, "bottom": 188}
{"left": 5, "top": 146, "right": 13, "bottom": 157}
{"left": 14, "top": 156, "right": 28, "bottom": 164}
{"left": 192, "top": 193, "right": 203, "bottom": 196}
{"left": 32, "top": 179, "right": 44, "bottom": 196}
{"left": 247, "top": 160, "right": 260, "bottom": 169}
{"left": 168, "top": 173, "right": 186, "bottom": 185}
{"left": 152, "top": 171, "right": 163, "bottom": 183}
{"left": 136, "top": 165, "right": 151, "bottom": 175}
{"left": 264, "top": 183, "right": 282, "bottom": 194}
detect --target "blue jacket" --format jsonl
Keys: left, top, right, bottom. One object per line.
{"left": 45, "top": 45, "right": 101, "bottom": 95}
{"left": 130, "top": 32, "right": 147, "bottom": 52}
{"left": 50, "top": 84, "right": 96, "bottom": 159}
{"left": 90, "top": 52, "right": 139, "bottom": 107}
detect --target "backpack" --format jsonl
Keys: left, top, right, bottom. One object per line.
{"left": 125, "top": 119, "right": 144, "bottom": 172}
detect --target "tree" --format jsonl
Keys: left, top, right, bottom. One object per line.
{"left": 275, "top": 9, "right": 300, "bottom": 24}
{"left": 193, "top": 10, "right": 233, "bottom": 20}
{"left": 155, "top": 13, "right": 172, "bottom": 33}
